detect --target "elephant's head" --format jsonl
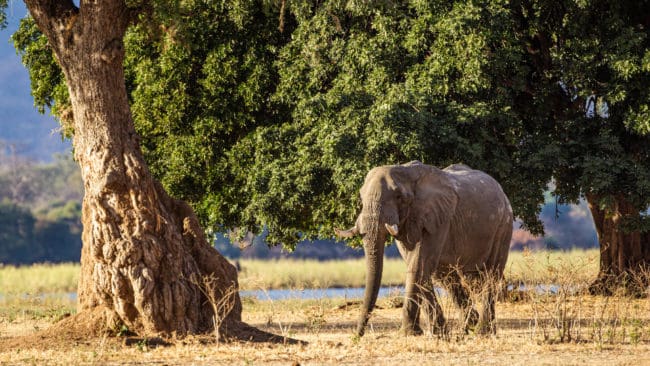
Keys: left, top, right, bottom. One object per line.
{"left": 335, "top": 161, "right": 457, "bottom": 337}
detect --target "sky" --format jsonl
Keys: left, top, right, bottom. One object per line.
{"left": 0, "top": 1, "right": 71, "bottom": 161}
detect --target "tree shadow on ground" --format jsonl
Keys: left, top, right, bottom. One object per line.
{"left": 0, "top": 311, "right": 305, "bottom": 351}
{"left": 222, "top": 320, "right": 306, "bottom": 344}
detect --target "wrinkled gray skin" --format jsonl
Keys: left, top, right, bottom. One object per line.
{"left": 336, "top": 161, "right": 513, "bottom": 337}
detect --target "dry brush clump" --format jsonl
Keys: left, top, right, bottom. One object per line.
{"left": 502, "top": 249, "right": 650, "bottom": 346}
{"left": 190, "top": 273, "right": 240, "bottom": 342}
{"left": 376, "top": 249, "right": 650, "bottom": 346}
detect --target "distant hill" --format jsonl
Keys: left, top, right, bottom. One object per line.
{"left": 0, "top": 3, "right": 70, "bottom": 162}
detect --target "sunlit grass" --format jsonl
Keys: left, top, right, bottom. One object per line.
{"left": 237, "top": 258, "right": 406, "bottom": 290}
{"left": 0, "top": 263, "right": 79, "bottom": 295}
{"left": 504, "top": 248, "right": 600, "bottom": 284}
{"left": 0, "top": 249, "right": 601, "bottom": 296}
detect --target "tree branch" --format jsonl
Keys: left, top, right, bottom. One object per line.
{"left": 24, "top": 0, "right": 79, "bottom": 56}
{"left": 24, "top": 0, "right": 77, "bottom": 25}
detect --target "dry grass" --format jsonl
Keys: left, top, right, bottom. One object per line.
{"left": 5, "top": 249, "right": 650, "bottom": 365}
{"left": 0, "top": 249, "right": 600, "bottom": 293}
{"left": 0, "top": 295, "right": 74, "bottom": 324}
{"left": 238, "top": 258, "right": 407, "bottom": 290}
{"left": 504, "top": 248, "right": 600, "bottom": 285}
{"left": 0, "top": 263, "right": 79, "bottom": 295}
{"left": 2, "top": 294, "right": 650, "bottom": 365}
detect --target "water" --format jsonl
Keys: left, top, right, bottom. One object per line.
{"left": 244, "top": 284, "right": 567, "bottom": 301}
{"left": 507, "top": 284, "right": 561, "bottom": 294}
{"left": 1, "top": 284, "right": 563, "bottom": 302}
{"left": 0, "top": 287, "right": 403, "bottom": 302}
{"left": 240, "top": 286, "right": 404, "bottom": 301}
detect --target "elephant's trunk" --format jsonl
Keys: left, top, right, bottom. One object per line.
{"left": 356, "top": 230, "right": 386, "bottom": 337}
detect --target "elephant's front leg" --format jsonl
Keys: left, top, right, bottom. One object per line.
{"left": 401, "top": 250, "right": 441, "bottom": 336}
{"left": 401, "top": 270, "right": 423, "bottom": 335}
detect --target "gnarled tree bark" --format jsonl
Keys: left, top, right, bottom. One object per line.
{"left": 24, "top": 0, "right": 241, "bottom": 335}
{"left": 586, "top": 193, "right": 650, "bottom": 296}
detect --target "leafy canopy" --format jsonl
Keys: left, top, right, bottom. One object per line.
{"left": 514, "top": 1, "right": 650, "bottom": 230}
{"left": 8, "top": 0, "right": 650, "bottom": 248}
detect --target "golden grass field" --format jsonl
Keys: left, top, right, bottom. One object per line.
{"left": 0, "top": 248, "right": 600, "bottom": 293}
{"left": 2, "top": 249, "right": 650, "bottom": 365}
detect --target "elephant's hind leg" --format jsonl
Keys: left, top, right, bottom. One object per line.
{"left": 445, "top": 272, "right": 479, "bottom": 333}
{"left": 477, "top": 271, "right": 501, "bottom": 335}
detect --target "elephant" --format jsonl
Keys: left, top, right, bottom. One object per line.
{"left": 335, "top": 161, "right": 513, "bottom": 337}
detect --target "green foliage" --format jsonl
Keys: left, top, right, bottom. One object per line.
{"left": 0, "top": 200, "right": 82, "bottom": 264}
{"left": 37, "top": 200, "right": 81, "bottom": 222}
{"left": 0, "top": 0, "right": 6, "bottom": 29}
{"left": 520, "top": 1, "right": 650, "bottom": 227}
{"left": 12, "top": 17, "right": 70, "bottom": 132}
{"left": 240, "top": 0, "right": 549, "bottom": 240}
{"left": 7, "top": 0, "right": 650, "bottom": 250}
{"left": 123, "top": 1, "right": 292, "bottom": 239}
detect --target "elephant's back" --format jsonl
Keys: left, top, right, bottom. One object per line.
{"left": 443, "top": 166, "right": 510, "bottom": 211}
{"left": 439, "top": 166, "right": 513, "bottom": 273}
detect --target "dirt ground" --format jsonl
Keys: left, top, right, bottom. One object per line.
{"left": 2, "top": 295, "right": 650, "bottom": 365}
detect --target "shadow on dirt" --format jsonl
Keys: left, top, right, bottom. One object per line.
{"left": 222, "top": 320, "right": 306, "bottom": 344}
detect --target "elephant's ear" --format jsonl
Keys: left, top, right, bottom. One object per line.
{"left": 395, "top": 181, "right": 414, "bottom": 208}
{"left": 404, "top": 168, "right": 458, "bottom": 245}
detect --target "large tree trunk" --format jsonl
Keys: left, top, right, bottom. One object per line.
{"left": 25, "top": 0, "right": 241, "bottom": 335}
{"left": 586, "top": 193, "right": 650, "bottom": 296}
